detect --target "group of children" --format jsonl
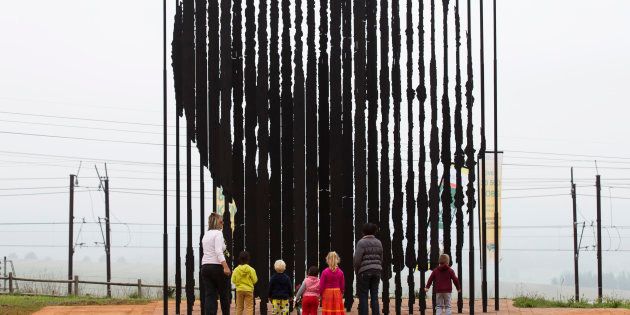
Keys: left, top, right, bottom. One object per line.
{"left": 232, "top": 251, "right": 345, "bottom": 315}
{"left": 231, "top": 250, "right": 460, "bottom": 315}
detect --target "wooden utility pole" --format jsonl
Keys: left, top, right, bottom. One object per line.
{"left": 104, "top": 178, "right": 112, "bottom": 298}
{"left": 68, "top": 174, "right": 75, "bottom": 295}
{"left": 596, "top": 175, "right": 602, "bottom": 301}
{"left": 571, "top": 168, "right": 579, "bottom": 301}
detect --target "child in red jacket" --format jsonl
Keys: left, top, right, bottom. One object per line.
{"left": 424, "top": 254, "right": 461, "bottom": 315}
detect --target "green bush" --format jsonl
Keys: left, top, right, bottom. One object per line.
{"left": 513, "top": 295, "right": 630, "bottom": 309}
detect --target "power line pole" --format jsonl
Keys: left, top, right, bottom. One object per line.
{"left": 571, "top": 168, "right": 579, "bottom": 301}
{"left": 596, "top": 174, "right": 602, "bottom": 301}
{"left": 104, "top": 178, "right": 112, "bottom": 298}
{"left": 68, "top": 174, "right": 75, "bottom": 295}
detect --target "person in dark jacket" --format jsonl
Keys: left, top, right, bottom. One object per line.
{"left": 424, "top": 254, "right": 461, "bottom": 315}
{"left": 269, "top": 259, "right": 293, "bottom": 314}
{"left": 353, "top": 222, "right": 384, "bottom": 315}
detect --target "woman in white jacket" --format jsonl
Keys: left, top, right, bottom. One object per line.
{"left": 201, "top": 213, "right": 232, "bottom": 315}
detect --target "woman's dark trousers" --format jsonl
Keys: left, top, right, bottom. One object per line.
{"left": 201, "top": 264, "right": 231, "bottom": 315}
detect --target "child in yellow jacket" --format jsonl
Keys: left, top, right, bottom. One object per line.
{"left": 231, "top": 251, "right": 258, "bottom": 315}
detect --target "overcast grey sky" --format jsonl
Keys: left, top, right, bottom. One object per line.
{"left": 1, "top": 0, "right": 629, "bottom": 298}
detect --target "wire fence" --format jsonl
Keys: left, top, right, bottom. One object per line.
{"left": 0, "top": 273, "right": 197, "bottom": 299}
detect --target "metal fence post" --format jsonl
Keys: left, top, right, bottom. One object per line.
{"left": 8, "top": 272, "right": 13, "bottom": 293}
{"left": 3, "top": 256, "right": 6, "bottom": 291}
{"left": 74, "top": 276, "right": 79, "bottom": 296}
{"left": 137, "top": 279, "right": 142, "bottom": 298}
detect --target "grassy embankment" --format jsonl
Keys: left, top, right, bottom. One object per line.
{"left": 514, "top": 295, "right": 630, "bottom": 309}
{"left": 0, "top": 294, "right": 150, "bottom": 315}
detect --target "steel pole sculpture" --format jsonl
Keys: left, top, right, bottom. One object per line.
{"left": 269, "top": 0, "right": 282, "bottom": 270}
{"left": 171, "top": 3, "right": 183, "bottom": 312}
{"left": 492, "top": 0, "right": 500, "bottom": 309}
{"left": 220, "top": 0, "right": 234, "bottom": 273}
{"left": 194, "top": 0, "right": 208, "bottom": 308}
{"left": 305, "top": 0, "right": 319, "bottom": 269}
{"left": 166, "top": 0, "right": 487, "bottom": 312}
{"left": 219, "top": 0, "right": 233, "bottom": 200}
{"left": 244, "top": 0, "right": 257, "bottom": 257}
{"left": 293, "top": 0, "right": 306, "bottom": 286}
{"left": 379, "top": 0, "right": 392, "bottom": 308}
{"left": 280, "top": 0, "right": 295, "bottom": 278}
{"left": 256, "top": 0, "right": 270, "bottom": 308}
{"left": 464, "top": 0, "right": 477, "bottom": 306}
{"left": 208, "top": 0, "right": 219, "bottom": 180}
{"left": 161, "top": 0, "right": 168, "bottom": 310}
{"left": 318, "top": 0, "right": 331, "bottom": 263}
{"left": 353, "top": 0, "right": 367, "bottom": 245}
{"left": 184, "top": 0, "right": 200, "bottom": 298}
{"left": 391, "top": 0, "right": 404, "bottom": 310}
{"left": 404, "top": 0, "right": 416, "bottom": 310}
{"left": 479, "top": 0, "right": 488, "bottom": 310}
{"left": 441, "top": 0, "right": 453, "bottom": 267}
{"left": 183, "top": 0, "right": 196, "bottom": 310}
{"left": 185, "top": 120, "right": 194, "bottom": 314}
{"left": 367, "top": 0, "right": 380, "bottom": 225}
{"left": 329, "top": 0, "right": 346, "bottom": 304}
{"left": 330, "top": 0, "right": 343, "bottom": 256}
{"left": 454, "top": 0, "right": 466, "bottom": 312}
{"left": 429, "top": 0, "right": 441, "bottom": 310}
{"left": 231, "top": 0, "right": 245, "bottom": 258}
{"left": 416, "top": 0, "right": 429, "bottom": 313}
{"left": 341, "top": 0, "right": 356, "bottom": 306}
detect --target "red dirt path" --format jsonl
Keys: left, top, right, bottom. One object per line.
{"left": 33, "top": 299, "right": 630, "bottom": 314}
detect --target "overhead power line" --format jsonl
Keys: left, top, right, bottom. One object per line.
{"left": 0, "top": 96, "right": 160, "bottom": 113}
{"left": 0, "top": 190, "right": 92, "bottom": 197}
{"left": 504, "top": 163, "right": 630, "bottom": 171}
{"left": 507, "top": 150, "right": 630, "bottom": 161}
{"left": 502, "top": 193, "right": 569, "bottom": 199}
{"left": 578, "top": 193, "right": 630, "bottom": 200}
{"left": 0, "top": 186, "right": 68, "bottom": 191}
{"left": 0, "top": 150, "right": 199, "bottom": 168}
{"left": 0, "top": 110, "right": 169, "bottom": 128}
{"left": 0, "top": 118, "right": 177, "bottom": 136}
{"left": 0, "top": 130, "right": 170, "bottom": 147}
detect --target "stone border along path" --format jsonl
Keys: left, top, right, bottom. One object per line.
{"left": 33, "top": 299, "right": 630, "bottom": 314}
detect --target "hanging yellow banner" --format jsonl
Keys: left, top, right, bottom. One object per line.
{"left": 215, "top": 186, "right": 237, "bottom": 232}
{"left": 478, "top": 152, "right": 502, "bottom": 261}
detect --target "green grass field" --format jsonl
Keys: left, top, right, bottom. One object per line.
{"left": 0, "top": 294, "right": 150, "bottom": 315}
{"left": 513, "top": 295, "right": 630, "bottom": 309}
